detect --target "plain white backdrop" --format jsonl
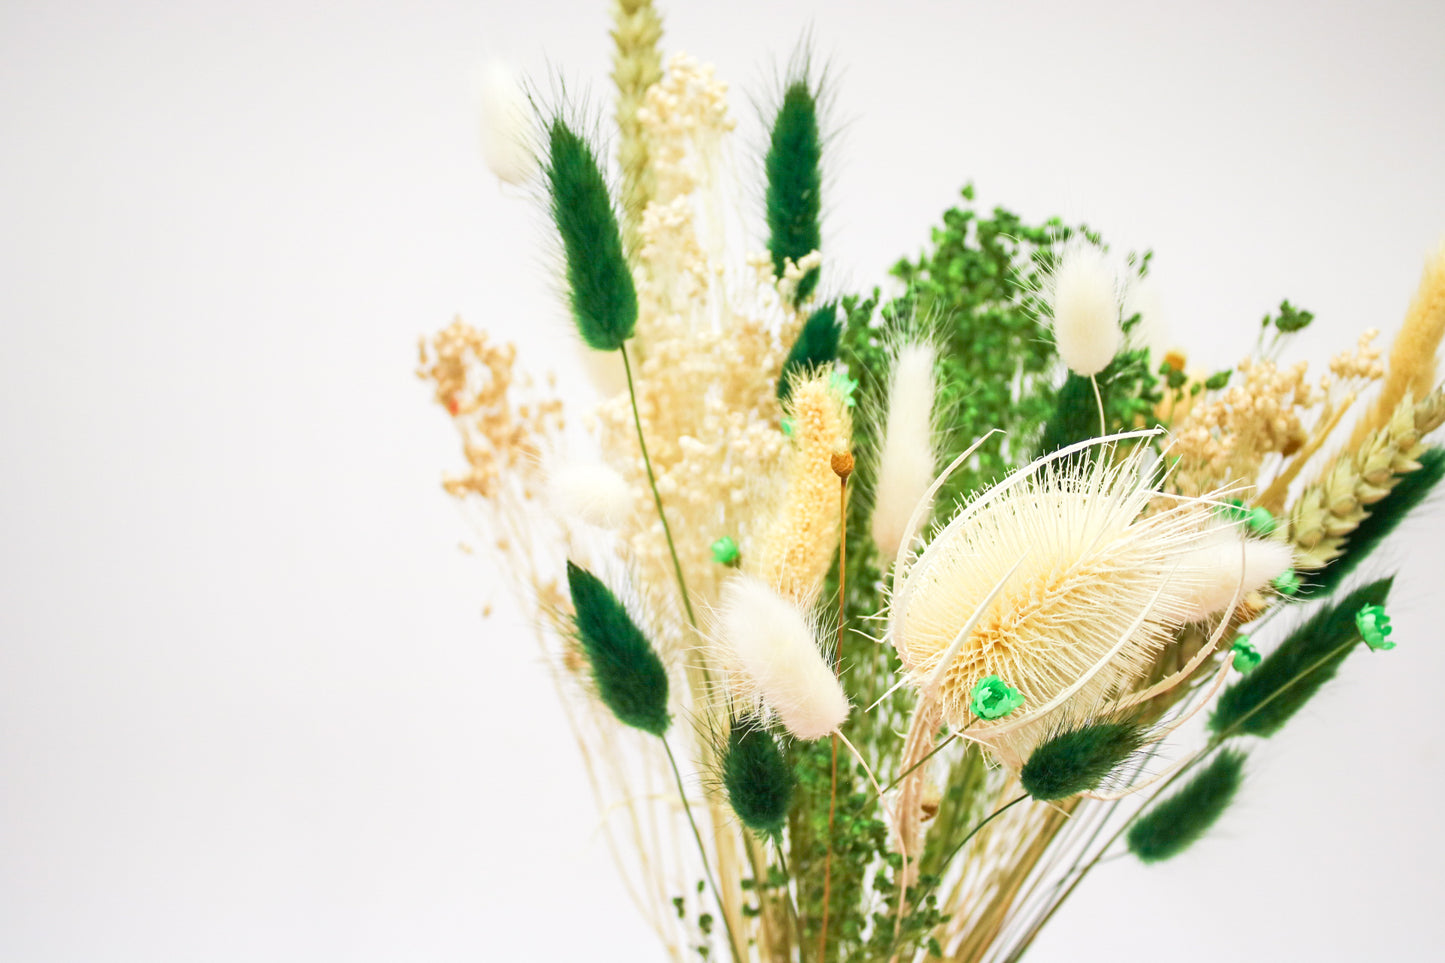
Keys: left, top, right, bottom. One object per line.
{"left": 2, "top": 1, "right": 1443, "bottom": 960}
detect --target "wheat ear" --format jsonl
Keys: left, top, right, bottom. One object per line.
{"left": 611, "top": 0, "right": 663, "bottom": 251}
{"left": 1289, "top": 386, "right": 1445, "bottom": 569}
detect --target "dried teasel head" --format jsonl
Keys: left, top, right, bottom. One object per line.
{"left": 886, "top": 432, "right": 1242, "bottom": 768}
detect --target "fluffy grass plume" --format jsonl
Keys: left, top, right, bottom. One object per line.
{"left": 1020, "top": 720, "right": 1148, "bottom": 801}
{"left": 477, "top": 61, "right": 533, "bottom": 186}
{"left": 765, "top": 78, "right": 822, "bottom": 303}
{"left": 1045, "top": 240, "right": 1122, "bottom": 377}
{"left": 715, "top": 574, "right": 849, "bottom": 740}
{"left": 547, "top": 462, "right": 633, "bottom": 529}
{"left": 1210, "top": 576, "right": 1394, "bottom": 738}
{"left": 777, "top": 303, "right": 840, "bottom": 401}
{"left": 721, "top": 715, "right": 793, "bottom": 837}
{"left": 547, "top": 118, "right": 637, "bottom": 351}
{"left": 566, "top": 561, "right": 670, "bottom": 736}
{"left": 1173, "top": 526, "right": 1294, "bottom": 621}
{"left": 1128, "top": 749, "right": 1246, "bottom": 863}
{"left": 870, "top": 341, "right": 937, "bottom": 562}
{"left": 1312, "top": 447, "right": 1445, "bottom": 596}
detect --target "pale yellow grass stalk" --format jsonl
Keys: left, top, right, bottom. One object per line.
{"left": 1346, "top": 241, "right": 1445, "bottom": 450}
{"left": 612, "top": 0, "right": 664, "bottom": 250}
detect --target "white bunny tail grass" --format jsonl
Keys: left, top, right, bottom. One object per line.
{"left": 1173, "top": 525, "right": 1295, "bottom": 621}
{"left": 870, "top": 341, "right": 937, "bottom": 564}
{"left": 547, "top": 462, "right": 634, "bottom": 529}
{"left": 888, "top": 438, "right": 1226, "bottom": 767}
{"left": 1045, "top": 239, "right": 1123, "bottom": 377}
{"left": 476, "top": 61, "right": 534, "bottom": 186}
{"left": 712, "top": 573, "right": 849, "bottom": 740}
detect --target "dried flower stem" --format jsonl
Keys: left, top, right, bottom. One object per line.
{"left": 818, "top": 465, "right": 851, "bottom": 963}
{"left": 662, "top": 738, "right": 743, "bottom": 963}
{"left": 620, "top": 343, "right": 700, "bottom": 629}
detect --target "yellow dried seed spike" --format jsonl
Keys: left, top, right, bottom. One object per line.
{"left": 747, "top": 373, "right": 852, "bottom": 601}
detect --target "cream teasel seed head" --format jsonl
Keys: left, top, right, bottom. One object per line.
{"left": 887, "top": 431, "right": 1238, "bottom": 768}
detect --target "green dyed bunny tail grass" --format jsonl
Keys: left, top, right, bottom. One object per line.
{"left": 1311, "top": 447, "right": 1445, "bottom": 596}
{"left": 1210, "top": 576, "right": 1394, "bottom": 739}
{"left": 565, "top": 561, "right": 670, "bottom": 735}
{"left": 722, "top": 716, "right": 794, "bottom": 838}
{"left": 1020, "top": 720, "right": 1148, "bottom": 801}
{"left": 546, "top": 118, "right": 637, "bottom": 351}
{"left": 777, "top": 303, "right": 839, "bottom": 402}
{"left": 765, "top": 79, "right": 822, "bottom": 303}
{"left": 1128, "top": 749, "right": 1246, "bottom": 863}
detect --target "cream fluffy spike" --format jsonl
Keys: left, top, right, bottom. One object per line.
{"left": 1046, "top": 240, "right": 1122, "bottom": 377}
{"left": 1172, "top": 525, "right": 1294, "bottom": 621}
{"left": 747, "top": 372, "right": 852, "bottom": 600}
{"left": 1348, "top": 240, "right": 1445, "bottom": 449}
{"left": 871, "top": 342, "right": 937, "bottom": 563}
{"left": 546, "top": 462, "right": 633, "bottom": 529}
{"left": 714, "top": 574, "right": 849, "bottom": 740}
{"left": 476, "top": 61, "right": 533, "bottom": 186}
{"left": 889, "top": 442, "right": 1223, "bottom": 766}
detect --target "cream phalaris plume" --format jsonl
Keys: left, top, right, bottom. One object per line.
{"left": 888, "top": 433, "right": 1229, "bottom": 767}
{"left": 476, "top": 61, "right": 533, "bottom": 186}
{"left": 714, "top": 573, "right": 849, "bottom": 741}
{"left": 546, "top": 462, "right": 633, "bottom": 529}
{"left": 1172, "top": 524, "right": 1294, "bottom": 621}
{"left": 1045, "top": 239, "right": 1123, "bottom": 377}
{"left": 871, "top": 341, "right": 937, "bottom": 563}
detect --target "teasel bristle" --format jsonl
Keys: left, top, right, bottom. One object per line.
{"left": 776, "top": 302, "right": 840, "bottom": 402}
{"left": 1311, "top": 447, "right": 1445, "bottom": 596}
{"left": 565, "top": 560, "right": 670, "bottom": 736}
{"left": 720, "top": 714, "right": 793, "bottom": 838}
{"left": 1127, "top": 749, "right": 1246, "bottom": 863}
{"left": 765, "top": 76, "right": 823, "bottom": 303}
{"left": 546, "top": 117, "right": 637, "bottom": 351}
{"left": 1209, "top": 576, "right": 1394, "bottom": 738}
{"left": 1019, "top": 719, "right": 1149, "bottom": 801}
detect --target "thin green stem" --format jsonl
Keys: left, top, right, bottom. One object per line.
{"left": 775, "top": 844, "right": 807, "bottom": 962}
{"left": 620, "top": 343, "right": 699, "bottom": 630}
{"left": 888, "top": 794, "right": 1030, "bottom": 956}
{"left": 663, "top": 738, "right": 743, "bottom": 963}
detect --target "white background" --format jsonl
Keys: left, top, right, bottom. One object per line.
{"left": 3, "top": 1, "right": 1443, "bottom": 960}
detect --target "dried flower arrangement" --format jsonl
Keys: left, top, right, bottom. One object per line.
{"left": 419, "top": 3, "right": 1445, "bottom": 960}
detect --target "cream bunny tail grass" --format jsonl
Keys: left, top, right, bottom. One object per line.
{"left": 712, "top": 573, "right": 849, "bottom": 741}
{"left": 1172, "top": 525, "right": 1294, "bottom": 622}
{"left": 547, "top": 461, "right": 634, "bottom": 529}
{"left": 1347, "top": 240, "right": 1445, "bottom": 450}
{"left": 1044, "top": 239, "right": 1123, "bottom": 377}
{"left": 476, "top": 61, "right": 534, "bottom": 187}
{"left": 870, "top": 341, "right": 937, "bottom": 564}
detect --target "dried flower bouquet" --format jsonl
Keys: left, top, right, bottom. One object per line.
{"left": 419, "top": 3, "right": 1445, "bottom": 960}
